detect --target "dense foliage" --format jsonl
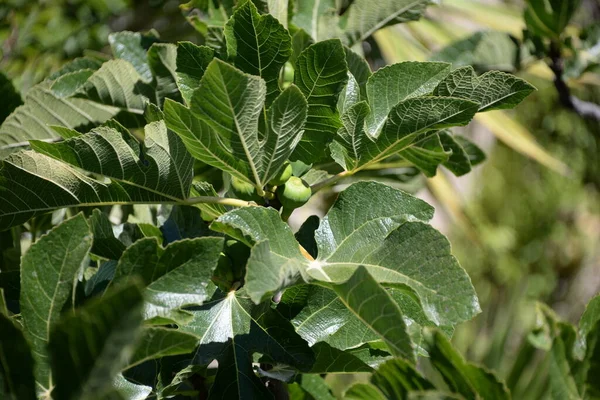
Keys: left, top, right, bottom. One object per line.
{"left": 0, "top": 1, "right": 598, "bottom": 399}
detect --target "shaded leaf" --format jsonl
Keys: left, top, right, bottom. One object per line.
{"left": 175, "top": 41, "right": 214, "bottom": 104}
{"left": 125, "top": 327, "right": 199, "bottom": 370}
{"left": 109, "top": 236, "right": 223, "bottom": 323}
{"left": 89, "top": 209, "right": 126, "bottom": 260}
{"left": 0, "top": 313, "right": 37, "bottom": 400}
{"left": 340, "top": 0, "right": 430, "bottom": 45}
{"left": 438, "top": 132, "right": 476, "bottom": 177}
{"left": 524, "top": 0, "right": 579, "bottom": 38}
{"left": 424, "top": 328, "right": 510, "bottom": 400}
{"left": 20, "top": 214, "right": 92, "bottom": 390}
{"left": 211, "top": 206, "right": 307, "bottom": 303}
{"left": 180, "top": 290, "right": 314, "bottom": 399}
{"left": 431, "top": 31, "right": 519, "bottom": 72}
{"left": 308, "top": 342, "right": 373, "bottom": 373}
{"left": 49, "top": 281, "right": 145, "bottom": 400}
{"left": 399, "top": 133, "right": 450, "bottom": 177}
{"left": 148, "top": 43, "right": 182, "bottom": 104}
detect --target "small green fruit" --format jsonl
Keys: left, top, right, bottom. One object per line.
{"left": 268, "top": 162, "right": 293, "bottom": 186}
{"left": 276, "top": 177, "right": 311, "bottom": 210}
{"left": 231, "top": 176, "right": 262, "bottom": 202}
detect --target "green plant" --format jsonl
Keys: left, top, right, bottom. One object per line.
{"left": 1, "top": 1, "right": 587, "bottom": 399}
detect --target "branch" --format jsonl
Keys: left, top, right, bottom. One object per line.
{"left": 181, "top": 196, "right": 253, "bottom": 208}
{"left": 548, "top": 42, "right": 600, "bottom": 123}
{"left": 310, "top": 170, "right": 351, "bottom": 193}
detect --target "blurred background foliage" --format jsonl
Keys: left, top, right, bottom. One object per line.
{"left": 1, "top": 0, "right": 599, "bottom": 398}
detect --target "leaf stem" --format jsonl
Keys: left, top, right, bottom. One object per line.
{"left": 310, "top": 170, "right": 352, "bottom": 193}
{"left": 360, "top": 160, "right": 412, "bottom": 170}
{"left": 182, "top": 196, "right": 253, "bottom": 208}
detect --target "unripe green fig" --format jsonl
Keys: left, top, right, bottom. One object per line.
{"left": 268, "top": 162, "right": 293, "bottom": 186}
{"left": 276, "top": 176, "right": 311, "bottom": 211}
{"left": 231, "top": 176, "right": 262, "bottom": 202}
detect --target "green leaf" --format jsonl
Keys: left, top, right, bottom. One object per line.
{"left": 308, "top": 342, "right": 373, "bottom": 373}
{"left": 330, "top": 101, "right": 371, "bottom": 171}
{"left": 345, "top": 46, "right": 372, "bottom": 99}
{"left": 189, "top": 59, "right": 307, "bottom": 188}
{"left": 109, "top": 31, "right": 156, "bottom": 82}
{"left": 180, "top": 291, "right": 314, "bottom": 399}
{"left": 48, "top": 57, "right": 104, "bottom": 80}
{"left": 577, "top": 294, "right": 600, "bottom": 357}
{"left": 433, "top": 67, "right": 536, "bottom": 112}
{"left": 0, "top": 72, "right": 22, "bottom": 124}
{"left": 338, "top": 72, "right": 361, "bottom": 114}
{"left": 291, "top": 0, "right": 430, "bottom": 45}
{"left": 331, "top": 266, "right": 414, "bottom": 362}
{"left": 296, "top": 375, "right": 336, "bottom": 400}
{"left": 112, "top": 374, "right": 152, "bottom": 400}
{"left": 524, "top": 0, "right": 580, "bottom": 38}
{"left": 50, "top": 69, "right": 95, "bottom": 97}
{"left": 431, "top": 31, "right": 519, "bottom": 72}
{"left": 89, "top": 210, "right": 126, "bottom": 260}
{"left": 365, "top": 62, "right": 451, "bottom": 136}
{"left": 159, "top": 205, "right": 212, "bottom": 243}
{"left": 49, "top": 281, "right": 144, "bottom": 400}
{"left": 164, "top": 98, "right": 252, "bottom": 182}
{"left": 0, "top": 120, "right": 194, "bottom": 230}
{"left": 346, "top": 358, "right": 435, "bottom": 400}
{"left": 109, "top": 236, "right": 223, "bottom": 323}
{"left": 310, "top": 181, "right": 480, "bottom": 328}
{"left": 31, "top": 120, "right": 194, "bottom": 199}
{"left": 290, "top": 285, "right": 379, "bottom": 349}
{"left": 81, "top": 59, "right": 152, "bottom": 113}
{"left": 358, "top": 97, "right": 479, "bottom": 169}
{"left": 292, "top": 0, "right": 338, "bottom": 42}
{"left": 438, "top": 131, "right": 477, "bottom": 177}
{"left": 399, "top": 133, "right": 450, "bottom": 177}
{"left": 454, "top": 136, "right": 485, "bottom": 167}
{"left": 424, "top": 328, "right": 510, "bottom": 400}
{"left": 0, "top": 313, "right": 37, "bottom": 400}
{"left": 339, "top": 0, "right": 430, "bottom": 46}
{"left": 211, "top": 206, "right": 307, "bottom": 303}
{"left": 289, "top": 26, "right": 314, "bottom": 65}
{"left": 148, "top": 43, "right": 182, "bottom": 104}
{"left": 268, "top": 0, "right": 289, "bottom": 28}
{"left": 0, "top": 84, "right": 119, "bottom": 159}
{"left": 175, "top": 41, "right": 214, "bottom": 105}
{"left": 225, "top": 0, "right": 292, "bottom": 104}
{"left": 125, "top": 327, "right": 199, "bottom": 369}
{"left": 20, "top": 213, "right": 92, "bottom": 391}
{"left": 371, "top": 359, "right": 435, "bottom": 399}
{"left": 292, "top": 39, "right": 348, "bottom": 163}
{"left": 345, "top": 383, "right": 386, "bottom": 400}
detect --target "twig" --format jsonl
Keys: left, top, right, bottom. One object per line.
{"left": 310, "top": 170, "right": 351, "bottom": 193}
{"left": 182, "top": 196, "right": 253, "bottom": 208}
{"left": 548, "top": 42, "right": 600, "bottom": 123}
